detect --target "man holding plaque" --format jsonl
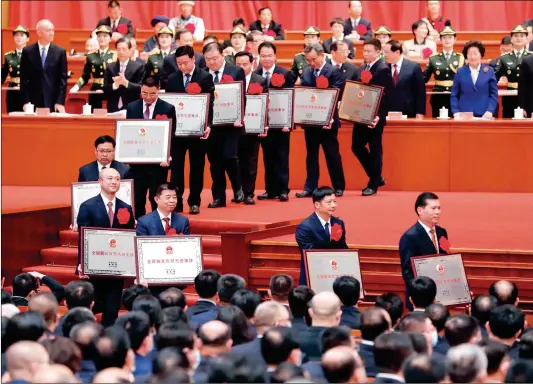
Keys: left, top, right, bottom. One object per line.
{"left": 295, "top": 186, "right": 348, "bottom": 286}
{"left": 165, "top": 45, "right": 215, "bottom": 215}
{"left": 399, "top": 192, "right": 450, "bottom": 311}
{"left": 78, "top": 135, "right": 132, "bottom": 182}
{"left": 76, "top": 167, "right": 135, "bottom": 327}
{"left": 295, "top": 44, "right": 346, "bottom": 199}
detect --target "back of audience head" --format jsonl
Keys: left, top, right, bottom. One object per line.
{"left": 161, "top": 306, "right": 189, "bottom": 325}
{"left": 29, "top": 291, "right": 59, "bottom": 331}
{"left": 505, "top": 360, "right": 533, "bottom": 383}
{"left": 65, "top": 280, "right": 95, "bottom": 309}
{"left": 228, "top": 354, "right": 267, "bottom": 383}
{"left": 62, "top": 307, "right": 96, "bottom": 338}
{"left": 33, "top": 363, "right": 79, "bottom": 383}
{"left": 397, "top": 311, "right": 436, "bottom": 352}
{"left": 426, "top": 303, "right": 450, "bottom": 334}
{"left": 333, "top": 276, "right": 361, "bottom": 307}
{"left": 115, "top": 310, "right": 153, "bottom": 354}
{"left": 269, "top": 274, "right": 294, "bottom": 302}
{"left": 471, "top": 294, "right": 497, "bottom": 327}
{"left": 406, "top": 332, "right": 429, "bottom": 354}
{"left": 375, "top": 292, "right": 404, "bottom": 327}
{"left": 360, "top": 306, "right": 392, "bottom": 341}
{"left": 202, "top": 354, "right": 235, "bottom": 383}
{"left": 159, "top": 287, "right": 187, "bottom": 309}
{"left": 374, "top": 332, "right": 415, "bottom": 375}
{"left": 402, "top": 354, "right": 446, "bottom": 383}
{"left": 40, "top": 335, "right": 82, "bottom": 373}
{"left": 132, "top": 293, "right": 163, "bottom": 330}
{"left": 446, "top": 343, "right": 488, "bottom": 383}
{"left": 519, "top": 328, "right": 533, "bottom": 359}
{"left": 288, "top": 285, "right": 314, "bottom": 325}
{"left": 409, "top": 276, "right": 437, "bottom": 309}
{"left": 261, "top": 326, "right": 301, "bottom": 366}
{"left": 479, "top": 339, "right": 511, "bottom": 382}
{"left": 12, "top": 272, "right": 38, "bottom": 299}
{"left": 217, "top": 274, "right": 246, "bottom": 304}
{"left": 215, "top": 305, "right": 254, "bottom": 346}
{"left": 197, "top": 320, "right": 233, "bottom": 354}
{"left": 444, "top": 314, "right": 481, "bottom": 347}
{"left": 5, "top": 341, "right": 49, "bottom": 382}
{"left": 489, "top": 280, "right": 519, "bottom": 306}
{"left": 70, "top": 321, "right": 104, "bottom": 360}
{"left": 4, "top": 311, "right": 47, "bottom": 349}
{"left": 195, "top": 269, "right": 221, "bottom": 299}
{"left": 92, "top": 367, "right": 134, "bottom": 384}
{"left": 152, "top": 347, "right": 190, "bottom": 377}
{"left": 309, "top": 291, "right": 342, "bottom": 326}
{"left": 94, "top": 325, "right": 135, "bottom": 373}
{"left": 321, "top": 325, "right": 354, "bottom": 353}
{"left": 487, "top": 304, "right": 525, "bottom": 343}
{"left": 121, "top": 284, "right": 150, "bottom": 311}
{"left": 322, "top": 346, "right": 366, "bottom": 383}
{"left": 2, "top": 289, "right": 13, "bottom": 304}
{"left": 254, "top": 301, "right": 291, "bottom": 331}
{"left": 230, "top": 289, "right": 261, "bottom": 320}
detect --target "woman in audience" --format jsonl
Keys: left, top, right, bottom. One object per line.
{"left": 403, "top": 20, "right": 437, "bottom": 59}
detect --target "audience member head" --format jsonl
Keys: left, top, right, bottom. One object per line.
{"left": 312, "top": 186, "right": 337, "bottom": 219}
{"left": 132, "top": 294, "right": 163, "bottom": 331}
{"left": 36, "top": 19, "right": 54, "bottom": 44}
{"left": 174, "top": 45, "right": 196, "bottom": 76}
{"left": 471, "top": 294, "right": 497, "bottom": 328}
{"left": 254, "top": 301, "right": 291, "bottom": 333}
{"left": 217, "top": 274, "right": 246, "bottom": 304}
{"left": 197, "top": 320, "right": 233, "bottom": 356}
{"left": 194, "top": 269, "right": 221, "bottom": 300}
{"left": 5, "top": 341, "right": 49, "bottom": 383}
{"left": 140, "top": 76, "right": 161, "bottom": 105}
{"left": 70, "top": 321, "right": 104, "bottom": 361}
{"left": 115, "top": 36, "right": 132, "bottom": 62}
{"left": 409, "top": 276, "right": 437, "bottom": 309}
{"left": 414, "top": 192, "right": 440, "bottom": 227}
{"left": 33, "top": 363, "right": 78, "bottom": 383}
{"left": 247, "top": 30, "right": 264, "bottom": 55}
{"left": 402, "top": 354, "right": 446, "bottom": 383}
{"left": 333, "top": 276, "right": 361, "bottom": 307}
{"left": 28, "top": 292, "right": 59, "bottom": 331}
{"left": 179, "top": 0, "right": 194, "bottom": 18}
{"left": 406, "top": 332, "right": 430, "bottom": 355}
{"left": 499, "top": 35, "right": 513, "bottom": 54}
{"left": 92, "top": 367, "right": 134, "bottom": 384}
{"left": 215, "top": 305, "right": 254, "bottom": 346}
{"left": 411, "top": 19, "right": 430, "bottom": 41}
{"left": 426, "top": 303, "right": 450, "bottom": 335}
{"left": 65, "top": 281, "right": 95, "bottom": 310}
{"left": 161, "top": 306, "right": 189, "bottom": 325}
{"left": 258, "top": 41, "right": 277, "bottom": 70}
{"left": 489, "top": 280, "right": 519, "bottom": 306}
{"left": 322, "top": 346, "right": 367, "bottom": 383}
{"left": 374, "top": 332, "right": 415, "bottom": 376}
{"left": 4, "top": 311, "right": 47, "bottom": 349}
{"left": 258, "top": 6, "right": 273, "bottom": 25}
{"left": 397, "top": 312, "right": 436, "bottom": 352}
{"left": 107, "top": 0, "right": 121, "bottom": 20}
{"left": 444, "top": 314, "right": 482, "bottom": 347}
{"left": 230, "top": 289, "right": 261, "bottom": 320}
{"left": 40, "top": 336, "right": 82, "bottom": 374}
{"left": 269, "top": 274, "right": 294, "bottom": 303}
{"left": 202, "top": 34, "right": 218, "bottom": 46}
{"left": 360, "top": 307, "right": 392, "bottom": 341}
{"left": 519, "top": 329, "right": 533, "bottom": 360}
{"left": 288, "top": 286, "right": 314, "bottom": 324}
{"left": 61, "top": 307, "right": 96, "bottom": 338}
{"left": 157, "top": 322, "right": 198, "bottom": 368}
{"left": 152, "top": 347, "right": 190, "bottom": 378}
{"left": 1, "top": 289, "right": 13, "bottom": 304}
{"left": 12, "top": 272, "right": 38, "bottom": 299}
{"left": 158, "top": 287, "right": 186, "bottom": 309}
{"left": 375, "top": 292, "right": 404, "bottom": 327}
{"left": 348, "top": 1, "right": 363, "bottom": 18}
{"left": 330, "top": 40, "right": 350, "bottom": 64}
{"left": 115, "top": 311, "right": 153, "bottom": 356}
{"left": 505, "top": 360, "right": 533, "bottom": 383}
{"left": 94, "top": 325, "right": 135, "bottom": 373}
{"left": 446, "top": 344, "right": 488, "bottom": 383}
{"left": 121, "top": 284, "right": 150, "bottom": 311}
{"left": 202, "top": 42, "right": 225, "bottom": 72}
{"left": 383, "top": 39, "right": 403, "bottom": 64}
{"left": 93, "top": 135, "right": 116, "bottom": 166}
{"left": 362, "top": 38, "right": 382, "bottom": 63}
{"left": 98, "top": 167, "right": 121, "bottom": 197}
{"left": 321, "top": 326, "right": 355, "bottom": 353}
{"left": 463, "top": 40, "right": 485, "bottom": 67}
{"left": 261, "top": 326, "right": 301, "bottom": 367}
{"left": 480, "top": 339, "right": 511, "bottom": 383}
{"left": 487, "top": 304, "right": 525, "bottom": 345}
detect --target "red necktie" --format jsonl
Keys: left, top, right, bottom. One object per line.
{"left": 337, "top": 64, "right": 342, "bottom": 70}
{"left": 393, "top": 64, "right": 399, "bottom": 85}
{"left": 107, "top": 202, "right": 114, "bottom": 227}
{"left": 112, "top": 21, "right": 118, "bottom": 33}
{"left": 253, "top": 57, "right": 258, "bottom": 71}
{"left": 144, "top": 103, "right": 151, "bottom": 119}
{"left": 163, "top": 217, "right": 170, "bottom": 234}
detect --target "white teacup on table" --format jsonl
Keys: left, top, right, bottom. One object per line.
{"left": 23, "top": 102, "right": 35, "bottom": 114}
{"left": 514, "top": 107, "right": 524, "bottom": 120}
{"left": 82, "top": 103, "right": 92, "bottom": 116}
{"left": 439, "top": 107, "right": 449, "bottom": 119}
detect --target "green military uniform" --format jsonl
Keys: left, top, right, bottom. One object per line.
{"left": 290, "top": 26, "right": 331, "bottom": 80}
{"left": 144, "top": 26, "right": 175, "bottom": 84}
{"left": 423, "top": 26, "right": 464, "bottom": 117}
{"left": 374, "top": 26, "right": 392, "bottom": 62}
{"left": 494, "top": 25, "right": 532, "bottom": 118}
{"left": 76, "top": 25, "right": 116, "bottom": 110}
{"left": 1, "top": 25, "right": 29, "bottom": 112}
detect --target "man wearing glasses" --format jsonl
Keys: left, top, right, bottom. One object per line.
{"left": 78, "top": 135, "right": 132, "bottom": 182}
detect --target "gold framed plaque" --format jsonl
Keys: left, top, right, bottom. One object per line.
{"left": 244, "top": 94, "right": 268, "bottom": 135}
{"left": 213, "top": 81, "right": 244, "bottom": 126}
{"left": 338, "top": 80, "right": 384, "bottom": 125}
{"left": 159, "top": 93, "right": 210, "bottom": 137}
{"left": 115, "top": 119, "right": 172, "bottom": 164}
{"left": 293, "top": 86, "right": 340, "bottom": 126}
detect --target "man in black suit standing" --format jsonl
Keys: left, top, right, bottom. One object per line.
{"left": 103, "top": 37, "right": 143, "bottom": 113}
{"left": 78, "top": 135, "right": 132, "bottom": 182}
{"left": 328, "top": 41, "right": 359, "bottom": 80}
{"left": 95, "top": 0, "right": 134, "bottom": 42}
{"left": 344, "top": 1, "right": 373, "bottom": 41}
{"left": 383, "top": 40, "right": 426, "bottom": 118}
{"left": 248, "top": 7, "right": 285, "bottom": 41}
{"left": 256, "top": 42, "right": 296, "bottom": 202}
{"left": 202, "top": 42, "right": 246, "bottom": 208}
{"left": 518, "top": 54, "right": 533, "bottom": 118}
{"left": 165, "top": 45, "right": 214, "bottom": 215}
{"left": 76, "top": 167, "right": 135, "bottom": 327}
{"left": 399, "top": 192, "right": 450, "bottom": 311}
{"left": 20, "top": 19, "right": 67, "bottom": 113}
{"left": 352, "top": 38, "right": 394, "bottom": 196}
{"left": 234, "top": 51, "right": 269, "bottom": 205}
{"left": 323, "top": 18, "right": 355, "bottom": 59}
{"left": 126, "top": 76, "right": 176, "bottom": 218}
{"left": 295, "top": 44, "right": 346, "bottom": 198}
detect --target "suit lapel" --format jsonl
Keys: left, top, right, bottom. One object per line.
{"left": 415, "top": 222, "right": 438, "bottom": 253}
{"left": 31, "top": 44, "right": 43, "bottom": 70}
{"left": 124, "top": 61, "right": 133, "bottom": 78}
{"left": 311, "top": 214, "right": 330, "bottom": 242}
{"left": 152, "top": 211, "right": 166, "bottom": 234}
{"left": 91, "top": 162, "right": 100, "bottom": 180}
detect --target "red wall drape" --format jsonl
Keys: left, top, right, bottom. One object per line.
{"left": 8, "top": 1, "right": 533, "bottom": 32}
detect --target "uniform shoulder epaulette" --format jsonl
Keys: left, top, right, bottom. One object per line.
{"left": 149, "top": 49, "right": 161, "bottom": 56}
{"left": 4, "top": 50, "right": 14, "bottom": 56}
{"left": 87, "top": 50, "right": 99, "bottom": 55}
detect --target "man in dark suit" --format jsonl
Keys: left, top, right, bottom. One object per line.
{"left": 165, "top": 45, "right": 214, "bottom": 215}
{"left": 103, "top": 37, "right": 143, "bottom": 112}
{"left": 323, "top": 18, "right": 355, "bottom": 59}
{"left": 256, "top": 42, "right": 296, "bottom": 202}
{"left": 76, "top": 167, "right": 135, "bottom": 327}
{"left": 359, "top": 307, "right": 393, "bottom": 378}
{"left": 343, "top": 1, "right": 373, "bottom": 41}
{"left": 78, "top": 135, "right": 132, "bottom": 182}
{"left": 295, "top": 187, "right": 348, "bottom": 286}
{"left": 248, "top": 7, "right": 285, "bottom": 40}
{"left": 399, "top": 192, "right": 449, "bottom": 311}
{"left": 383, "top": 40, "right": 426, "bottom": 118}
{"left": 126, "top": 76, "right": 176, "bottom": 218}
{"left": 202, "top": 42, "right": 246, "bottom": 208}
{"left": 295, "top": 44, "right": 346, "bottom": 198}
{"left": 11, "top": 272, "right": 65, "bottom": 307}
{"left": 328, "top": 40, "right": 360, "bottom": 80}
{"left": 234, "top": 51, "right": 269, "bottom": 205}
{"left": 185, "top": 270, "right": 221, "bottom": 317}
{"left": 518, "top": 54, "right": 533, "bottom": 118}
{"left": 95, "top": 0, "right": 134, "bottom": 41}
{"left": 333, "top": 276, "right": 361, "bottom": 329}
{"left": 161, "top": 37, "right": 205, "bottom": 89}
{"left": 373, "top": 332, "right": 414, "bottom": 384}
{"left": 352, "top": 38, "right": 394, "bottom": 196}
{"left": 20, "top": 19, "right": 67, "bottom": 112}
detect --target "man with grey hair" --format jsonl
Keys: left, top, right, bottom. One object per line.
{"left": 28, "top": 292, "right": 60, "bottom": 333}
{"left": 4, "top": 341, "right": 49, "bottom": 383}
{"left": 446, "top": 344, "right": 488, "bottom": 383}
{"left": 295, "top": 42, "right": 346, "bottom": 199}
{"left": 70, "top": 321, "right": 105, "bottom": 383}
{"left": 33, "top": 364, "right": 79, "bottom": 383}
{"left": 20, "top": 19, "right": 67, "bottom": 112}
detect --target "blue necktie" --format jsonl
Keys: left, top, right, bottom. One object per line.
{"left": 324, "top": 222, "right": 330, "bottom": 239}
{"left": 314, "top": 69, "right": 320, "bottom": 78}
{"left": 214, "top": 71, "right": 220, "bottom": 83}
{"left": 41, "top": 47, "right": 47, "bottom": 68}
{"left": 185, "top": 74, "right": 191, "bottom": 88}
{"left": 265, "top": 71, "right": 271, "bottom": 86}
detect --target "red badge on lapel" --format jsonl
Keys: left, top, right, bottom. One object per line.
{"left": 247, "top": 82, "right": 263, "bottom": 95}
{"left": 270, "top": 73, "right": 285, "bottom": 87}
{"left": 185, "top": 23, "right": 196, "bottom": 34}
{"left": 117, "top": 24, "right": 128, "bottom": 34}
{"left": 422, "top": 47, "right": 433, "bottom": 59}
{"left": 266, "top": 30, "right": 276, "bottom": 38}
{"left": 331, "top": 223, "right": 343, "bottom": 242}
{"left": 439, "top": 236, "right": 451, "bottom": 253}
{"left": 316, "top": 75, "right": 329, "bottom": 89}
{"left": 117, "top": 208, "right": 130, "bottom": 225}
{"left": 186, "top": 82, "right": 201, "bottom": 94}
{"left": 155, "top": 114, "right": 167, "bottom": 120}
{"left": 360, "top": 70, "right": 372, "bottom": 84}
{"left": 356, "top": 24, "right": 368, "bottom": 36}
{"left": 221, "top": 74, "right": 234, "bottom": 83}
{"left": 167, "top": 228, "right": 177, "bottom": 236}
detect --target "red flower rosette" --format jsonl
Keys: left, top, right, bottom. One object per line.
{"left": 270, "top": 73, "right": 285, "bottom": 87}
{"left": 439, "top": 236, "right": 451, "bottom": 253}
{"left": 316, "top": 75, "right": 329, "bottom": 89}
{"left": 186, "top": 82, "right": 201, "bottom": 94}
{"left": 117, "top": 24, "right": 128, "bottom": 34}
{"left": 355, "top": 24, "right": 368, "bottom": 36}
{"left": 185, "top": 23, "right": 196, "bottom": 34}
{"left": 117, "top": 208, "right": 130, "bottom": 225}
{"left": 422, "top": 47, "right": 433, "bottom": 59}
{"left": 360, "top": 70, "right": 372, "bottom": 84}
{"left": 330, "top": 223, "right": 343, "bottom": 242}
{"left": 167, "top": 228, "right": 177, "bottom": 236}
{"left": 266, "top": 30, "right": 276, "bottom": 38}
{"left": 221, "top": 74, "right": 234, "bottom": 83}
{"left": 155, "top": 114, "right": 167, "bottom": 120}
{"left": 247, "top": 82, "right": 263, "bottom": 95}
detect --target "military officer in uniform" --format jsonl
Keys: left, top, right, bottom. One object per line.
{"left": 374, "top": 26, "right": 392, "bottom": 61}
{"left": 291, "top": 26, "right": 331, "bottom": 81}
{"left": 70, "top": 25, "right": 116, "bottom": 110}
{"left": 222, "top": 27, "right": 248, "bottom": 64}
{"left": 423, "top": 26, "right": 464, "bottom": 117}
{"left": 1, "top": 25, "right": 30, "bottom": 112}
{"left": 144, "top": 26, "right": 175, "bottom": 83}
{"left": 495, "top": 25, "right": 532, "bottom": 118}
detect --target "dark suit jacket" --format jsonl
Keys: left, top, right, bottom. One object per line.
{"left": 185, "top": 299, "right": 216, "bottom": 317}
{"left": 96, "top": 16, "right": 134, "bottom": 37}
{"left": 103, "top": 60, "right": 144, "bottom": 112}
{"left": 126, "top": 97, "right": 177, "bottom": 137}
{"left": 340, "top": 306, "right": 361, "bottom": 329}
{"left": 358, "top": 342, "right": 377, "bottom": 377}
{"left": 323, "top": 38, "right": 355, "bottom": 59}
{"left": 290, "top": 316, "right": 309, "bottom": 340}
{"left": 343, "top": 17, "right": 373, "bottom": 40}
{"left": 249, "top": 20, "right": 285, "bottom": 40}
{"left": 256, "top": 65, "right": 296, "bottom": 89}
{"left": 300, "top": 62, "right": 345, "bottom": 128}
{"left": 529, "top": 40, "right": 533, "bottom": 52}
{"left": 248, "top": 72, "right": 269, "bottom": 93}
{"left": 12, "top": 276, "right": 64, "bottom": 307}
{"left": 78, "top": 160, "right": 132, "bottom": 182}
{"left": 388, "top": 59, "right": 426, "bottom": 117}
{"left": 302, "top": 361, "right": 325, "bottom": 381}
{"left": 230, "top": 337, "right": 267, "bottom": 370}
{"left": 450, "top": 64, "right": 498, "bottom": 117}
{"left": 136, "top": 210, "right": 190, "bottom": 236}
{"left": 190, "top": 307, "right": 218, "bottom": 328}
{"left": 76, "top": 195, "right": 135, "bottom": 268}
{"left": 327, "top": 58, "right": 360, "bottom": 83}
{"left": 297, "top": 326, "right": 328, "bottom": 362}
{"left": 433, "top": 336, "right": 450, "bottom": 356}
{"left": 354, "top": 59, "right": 393, "bottom": 122}
{"left": 518, "top": 55, "right": 533, "bottom": 117}
{"left": 166, "top": 65, "right": 215, "bottom": 126}
{"left": 162, "top": 53, "right": 206, "bottom": 88}
{"left": 207, "top": 62, "right": 246, "bottom": 127}
{"left": 20, "top": 43, "right": 67, "bottom": 108}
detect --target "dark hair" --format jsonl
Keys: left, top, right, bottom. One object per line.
{"left": 12, "top": 272, "right": 37, "bottom": 298}
{"left": 158, "top": 287, "right": 186, "bottom": 309}
{"left": 270, "top": 274, "right": 294, "bottom": 301}
{"left": 397, "top": 312, "right": 431, "bottom": 334}
{"left": 41, "top": 336, "right": 83, "bottom": 373}
{"left": 363, "top": 38, "right": 382, "bottom": 51}
{"left": 29, "top": 292, "right": 58, "bottom": 326}
{"left": 321, "top": 326, "right": 352, "bottom": 353}
{"left": 375, "top": 293, "right": 404, "bottom": 326}
{"left": 108, "top": 0, "right": 120, "bottom": 8}
{"left": 142, "top": 76, "right": 160, "bottom": 88}
{"left": 94, "top": 135, "right": 116, "bottom": 149}
{"left": 489, "top": 304, "right": 525, "bottom": 339}
{"left": 409, "top": 276, "right": 437, "bottom": 308}
{"left": 261, "top": 326, "right": 299, "bottom": 365}
{"left": 361, "top": 307, "right": 391, "bottom": 341}
{"left": 258, "top": 6, "right": 271, "bottom": 15}
{"left": 330, "top": 18, "right": 345, "bottom": 27}
{"left": 233, "top": 18, "right": 245, "bottom": 27}
{"left": 330, "top": 40, "right": 349, "bottom": 52}
{"left": 312, "top": 186, "right": 335, "bottom": 203}
{"left": 197, "top": 322, "right": 231, "bottom": 346}
{"left": 444, "top": 314, "right": 480, "bottom": 347}
{"left": 161, "top": 306, "right": 189, "bottom": 325}
{"left": 1, "top": 290, "right": 13, "bottom": 304}
{"left": 333, "top": 276, "right": 361, "bottom": 306}
{"left": 230, "top": 289, "right": 261, "bottom": 319}
{"left": 216, "top": 306, "right": 254, "bottom": 346}
{"left": 115, "top": 311, "right": 151, "bottom": 351}
{"left": 412, "top": 20, "right": 429, "bottom": 39}
{"left": 471, "top": 295, "right": 497, "bottom": 326}
{"left": 519, "top": 329, "right": 533, "bottom": 359}
{"left": 202, "top": 41, "right": 224, "bottom": 55}
{"left": 463, "top": 40, "right": 485, "bottom": 58}
{"left": 62, "top": 307, "right": 95, "bottom": 338}
{"left": 121, "top": 284, "right": 150, "bottom": 311}
{"left": 157, "top": 322, "right": 195, "bottom": 351}
{"left": 4, "top": 311, "right": 46, "bottom": 350}
{"left": 195, "top": 270, "right": 221, "bottom": 298}
{"left": 175, "top": 28, "right": 192, "bottom": 41}
{"left": 386, "top": 39, "right": 403, "bottom": 55}
{"left": 70, "top": 321, "right": 104, "bottom": 360}
{"left": 175, "top": 45, "right": 195, "bottom": 58}
{"left": 115, "top": 36, "right": 132, "bottom": 49}
{"left": 153, "top": 347, "right": 190, "bottom": 376}
{"left": 217, "top": 274, "right": 246, "bottom": 303}
{"left": 65, "top": 281, "right": 94, "bottom": 309}
{"left": 234, "top": 51, "right": 253, "bottom": 63}
{"left": 94, "top": 325, "right": 132, "bottom": 371}
{"left": 414, "top": 192, "right": 439, "bottom": 214}
{"left": 480, "top": 339, "right": 509, "bottom": 375}
{"left": 271, "top": 362, "right": 304, "bottom": 383}
{"left": 489, "top": 280, "right": 519, "bottom": 306}
{"left": 403, "top": 354, "right": 447, "bottom": 383}
{"left": 132, "top": 294, "right": 163, "bottom": 330}
{"left": 501, "top": 35, "right": 512, "bottom": 45}
{"left": 258, "top": 41, "right": 277, "bottom": 54}
{"left": 374, "top": 332, "right": 415, "bottom": 373}
{"left": 406, "top": 332, "right": 429, "bottom": 354}
{"left": 505, "top": 361, "right": 533, "bottom": 383}
{"left": 203, "top": 34, "right": 218, "bottom": 43}
{"left": 426, "top": 303, "right": 450, "bottom": 332}
{"left": 288, "top": 286, "right": 314, "bottom": 320}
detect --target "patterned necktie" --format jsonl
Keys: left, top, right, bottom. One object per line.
{"left": 120, "top": 63, "right": 126, "bottom": 74}
{"left": 429, "top": 228, "right": 439, "bottom": 252}
{"left": 163, "top": 217, "right": 170, "bottom": 234}
{"left": 314, "top": 69, "right": 320, "bottom": 78}
{"left": 185, "top": 74, "right": 191, "bottom": 88}
{"left": 324, "top": 222, "right": 330, "bottom": 239}
{"left": 107, "top": 202, "right": 114, "bottom": 227}
{"left": 41, "top": 47, "right": 47, "bottom": 68}
{"left": 112, "top": 21, "right": 118, "bottom": 32}
{"left": 265, "top": 71, "right": 271, "bottom": 86}
{"left": 393, "top": 64, "right": 399, "bottom": 84}
{"left": 214, "top": 71, "right": 220, "bottom": 83}
{"left": 144, "top": 103, "right": 151, "bottom": 119}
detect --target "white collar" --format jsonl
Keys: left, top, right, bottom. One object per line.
{"left": 418, "top": 220, "right": 435, "bottom": 234}
{"left": 263, "top": 64, "right": 276, "bottom": 74}
{"left": 38, "top": 42, "right": 50, "bottom": 51}
{"left": 143, "top": 99, "right": 157, "bottom": 108}
{"left": 100, "top": 193, "right": 116, "bottom": 207}
{"left": 314, "top": 60, "right": 327, "bottom": 75}
{"left": 361, "top": 339, "right": 374, "bottom": 346}
{"left": 97, "top": 161, "right": 110, "bottom": 171}
{"left": 211, "top": 60, "right": 226, "bottom": 75}
{"left": 156, "top": 209, "right": 171, "bottom": 222}
{"left": 315, "top": 212, "right": 331, "bottom": 227}
{"left": 332, "top": 34, "right": 344, "bottom": 42}
{"left": 351, "top": 17, "right": 361, "bottom": 23}
{"left": 245, "top": 72, "right": 252, "bottom": 83}
{"left": 119, "top": 59, "right": 130, "bottom": 67}
{"left": 197, "top": 298, "right": 217, "bottom": 305}
{"left": 469, "top": 64, "right": 481, "bottom": 72}
{"left": 331, "top": 57, "right": 340, "bottom": 67}
{"left": 393, "top": 56, "right": 404, "bottom": 68}
{"left": 367, "top": 57, "right": 381, "bottom": 69}
{"left": 184, "top": 65, "right": 196, "bottom": 78}
{"left": 376, "top": 373, "right": 404, "bottom": 383}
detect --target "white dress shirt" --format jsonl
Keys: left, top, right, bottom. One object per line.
{"left": 365, "top": 57, "right": 381, "bottom": 71}
{"left": 113, "top": 60, "right": 130, "bottom": 90}
{"left": 332, "top": 34, "right": 345, "bottom": 42}
{"left": 375, "top": 373, "right": 405, "bottom": 383}
{"left": 262, "top": 64, "right": 276, "bottom": 80}
{"left": 392, "top": 56, "right": 404, "bottom": 76}
{"left": 245, "top": 72, "right": 252, "bottom": 91}
{"left": 350, "top": 17, "right": 361, "bottom": 29}
{"left": 183, "top": 66, "right": 195, "bottom": 85}
{"left": 157, "top": 209, "right": 171, "bottom": 227}
{"left": 418, "top": 220, "right": 439, "bottom": 252}
{"left": 315, "top": 213, "right": 331, "bottom": 236}
{"left": 209, "top": 61, "right": 226, "bottom": 82}
{"left": 469, "top": 64, "right": 480, "bottom": 85}
{"left": 97, "top": 161, "right": 111, "bottom": 173}
{"left": 101, "top": 193, "right": 116, "bottom": 214}
{"left": 314, "top": 60, "right": 327, "bottom": 76}
{"left": 142, "top": 100, "right": 157, "bottom": 119}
